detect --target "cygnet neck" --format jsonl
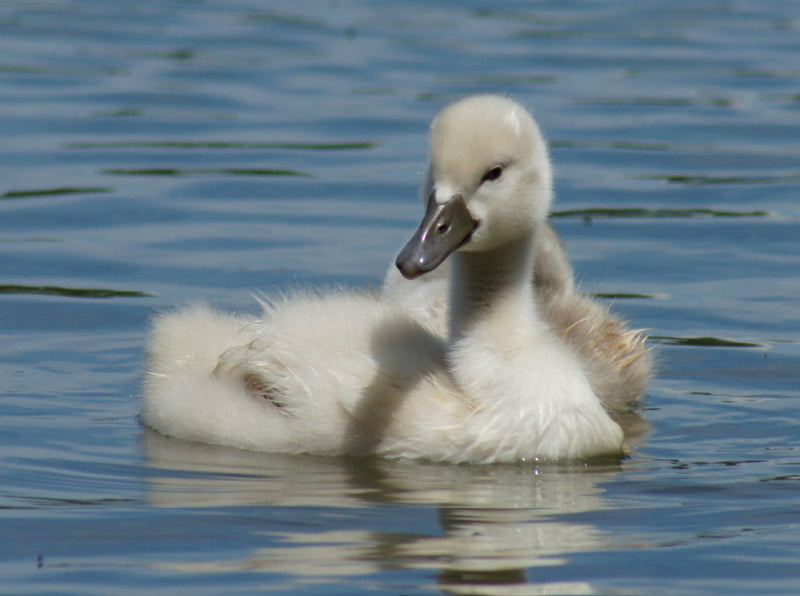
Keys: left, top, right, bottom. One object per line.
{"left": 448, "top": 228, "right": 541, "bottom": 345}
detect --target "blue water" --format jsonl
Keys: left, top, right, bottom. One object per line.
{"left": 1, "top": 1, "right": 799, "bottom": 594}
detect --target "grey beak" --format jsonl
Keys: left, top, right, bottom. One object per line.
{"left": 395, "top": 193, "right": 478, "bottom": 280}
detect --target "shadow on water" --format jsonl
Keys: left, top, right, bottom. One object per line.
{"left": 141, "top": 429, "right": 628, "bottom": 595}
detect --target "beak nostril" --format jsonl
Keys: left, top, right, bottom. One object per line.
{"left": 395, "top": 193, "right": 478, "bottom": 280}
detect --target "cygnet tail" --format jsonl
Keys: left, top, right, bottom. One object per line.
{"left": 141, "top": 304, "right": 292, "bottom": 451}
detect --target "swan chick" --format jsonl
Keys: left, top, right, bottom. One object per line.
{"left": 143, "top": 95, "right": 627, "bottom": 463}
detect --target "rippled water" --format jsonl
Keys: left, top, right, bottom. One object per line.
{"left": 2, "top": 1, "right": 799, "bottom": 594}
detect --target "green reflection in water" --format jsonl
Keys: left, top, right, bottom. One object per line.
{"left": 439, "top": 74, "right": 558, "bottom": 84}
{"left": 641, "top": 174, "right": 800, "bottom": 185}
{"left": 576, "top": 96, "right": 733, "bottom": 107}
{"left": 72, "top": 141, "right": 375, "bottom": 150}
{"left": 0, "top": 64, "right": 125, "bottom": 76}
{"left": 551, "top": 139, "right": 674, "bottom": 151}
{"left": 649, "top": 335, "right": 763, "bottom": 348}
{"left": 1, "top": 187, "right": 112, "bottom": 200}
{"left": 102, "top": 168, "right": 312, "bottom": 177}
{"left": 592, "top": 292, "right": 657, "bottom": 300}
{"left": 0, "top": 285, "right": 154, "bottom": 299}
{"left": 551, "top": 207, "right": 768, "bottom": 219}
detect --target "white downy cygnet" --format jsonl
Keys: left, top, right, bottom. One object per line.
{"left": 383, "top": 190, "right": 652, "bottom": 412}
{"left": 143, "top": 94, "right": 645, "bottom": 463}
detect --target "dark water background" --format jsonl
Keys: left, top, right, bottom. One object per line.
{"left": 1, "top": 1, "right": 799, "bottom": 594}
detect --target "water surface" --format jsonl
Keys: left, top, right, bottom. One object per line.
{"left": 1, "top": 1, "right": 799, "bottom": 594}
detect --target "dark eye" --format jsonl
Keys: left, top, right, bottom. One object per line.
{"left": 482, "top": 166, "right": 503, "bottom": 183}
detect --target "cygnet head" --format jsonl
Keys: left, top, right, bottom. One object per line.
{"left": 397, "top": 95, "right": 553, "bottom": 280}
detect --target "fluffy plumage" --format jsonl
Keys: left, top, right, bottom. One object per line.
{"left": 143, "top": 94, "right": 649, "bottom": 463}
{"left": 383, "top": 220, "right": 652, "bottom": 411}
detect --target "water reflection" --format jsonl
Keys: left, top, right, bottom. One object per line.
{"left": 143, "top": 429, "right": 623, "bottom": 595}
